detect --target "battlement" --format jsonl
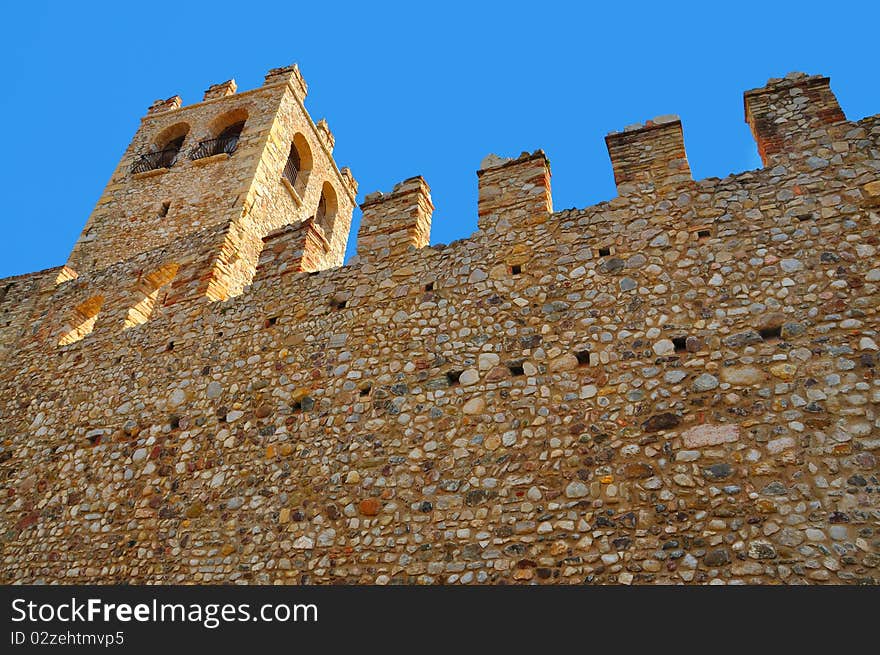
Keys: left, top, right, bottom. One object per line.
{"left": 744, "top": 72, "right": 847, "bottom": 165}
{"left": 605, "top": 115, "right": 692, "bottom": 194}
{"left": 1, "top": 71, "right": 879, "bottom": 586}
{"left": 2, "top": 71, "right": 876, "bottom": 353}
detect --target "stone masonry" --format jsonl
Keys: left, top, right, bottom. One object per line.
{"left": 0, "top": 69, "right": 878, "bottom": 585}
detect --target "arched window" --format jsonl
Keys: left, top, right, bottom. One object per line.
{"left": 58, "top": 295, "right": 104, "bottom": 345}
{"left": 192, "top": 109, "right": 248, "bottom": 160}
{"left": 132, "top": 123, "right": 189, "bottom": 173}
{"left": 282, "top": 133, "right": 312, "bottom": 195}
{"left": 217, "top": 121, "right": 245, "bottom": 153}
{"left": 315, "top": 182, "right": 338, "bottom": 234}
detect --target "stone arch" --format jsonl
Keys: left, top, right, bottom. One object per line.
{"left": 283, "top": 133, "right": 313, "bottom": 195}
{"left": 153, "top": 122, "right": 190, "bottom": 153}
{"left": 208, "top": 107, "right": 248, "bottom": 138}
{"left": 132, "top": 122, "right": 189, "bottom": 172}
{"left": 191, "top": 108, "right": 248, "bottom": 159}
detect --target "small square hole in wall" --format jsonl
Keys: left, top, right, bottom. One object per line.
{"left": 264, "top": 316, "right": 278, "bottom": 328}
{"left": 446, "top": 370, "right": 463, "bottom": 386}
{"left": 87, "top": 432, "right": 101, "bottom": 446}
{"left": 598, "top": 247, "right": 611, "bottom": 257}
{"left": 508, "top": 361, "right": 525, "bottom": 376}
{"left": 360, "top": 384, "right": 372, "bottom": 397}
{"left": 697, "top": 229, "right": 711, "bottom": 240}
{"left": 510, "top": 264, "right": 522, "bottom": 276}
{"left": 169, "top": 415, "right": 181, "bottom": 430}
{"left": 672, "top": 336, "right": 688, "bottom": 353}
{"left": 424, "top": 282, "right": 434, "bottom": 292}
{"left": 759, "top": 326, "right": 782, "bottom": 342}
{"left": 165, "top": 340, "right": 175, "bottom": 351}
{"left": 158, "top": 201, "right": 171, "bottom": 218}
{"left": 575, "top": 350, "right": 591, "bottom": 366}
{"left": 796, "top": 213, "right": 815, "bottom": 222}
{"left": 330, "top": 298, "right": 347, "bottom": 310}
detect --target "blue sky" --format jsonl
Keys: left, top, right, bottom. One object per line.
{"left": 1, "top": 1, "right": 878, "bottom": 278}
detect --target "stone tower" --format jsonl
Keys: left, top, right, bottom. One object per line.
{"left": 54, "top": 64, "right": 357, "bottom": 343}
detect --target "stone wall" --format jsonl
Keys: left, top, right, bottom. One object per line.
{"left": 0, "top": 72, "right": 878, "bottom": 585}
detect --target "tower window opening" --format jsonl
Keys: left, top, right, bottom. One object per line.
{"left": 131, "top": 124, "right": 189, "bottom": 173}
{"left": 672, "top": 336, "right": 688, "bottom": 353}
{"left": 281, "top": 134, "right": 313, "bottom": 196}
{"left": 283, "top": 145, "right": 301, "bottom": 188}
{"left": 191, "top": 120, "right": 246, "bottom": 160}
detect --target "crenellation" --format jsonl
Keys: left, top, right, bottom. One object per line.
{"left": 315, "top": 118, "right": 335, "bottom": 153}
{"left": 146, "top": 95, "right": 182, "bottom": 115}
{"left": 744, "top": 72, "right": 848, "bottom": 166}
{"left": 477, "top": 150, "right": 552, "bottom": 234}
{"left": 1, "top": 70, "right": 879, "bottom": 585}
{"left": 356, "top": 176, "right": 433, "bottom": 261}
{"left": 263, "top": 63, "right": 308, "bottom": 101}
{"left": 202, "top": 79, "right": 237, "bottom": 101}
{"left": 605, "top": 116, "right": 692, "bottom": 195}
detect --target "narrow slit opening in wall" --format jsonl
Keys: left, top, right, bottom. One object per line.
{"left": 446, "top": 370, "right": 463, "bottom": 386}
{"left": 508, "top": 361, "right": 525, "bottom": 376}
{"left": 125, "top": 263, "right": 179, "bottom": 329}
{"left": 575, "top": 350, "right": 591, "bottom": 367}
{"left": 796, "top": 213, "right": 815, "bottom": 222}
{"left": 510, "top": 264, "right": 522, "bottom": 276}
{"left": 759, "top": 326, "right": 782, "bottom": 342}
{"left": 598, "top": 247, "right": 611, "bottom": 257}
{"left": 697, "top": 229, "right": 711, "bottom": 240}
{"left": 58, "top": 295, "right": 104, "bottom": 346}
{"left": 672, "top": 336, "right": 688, "bottom": 353}
{"left": 158, "top": 201, "right": 171, "bottom": 218}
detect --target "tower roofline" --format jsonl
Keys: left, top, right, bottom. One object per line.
{"left": 141, "top": 66, "right": 357, "bottom": 205}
